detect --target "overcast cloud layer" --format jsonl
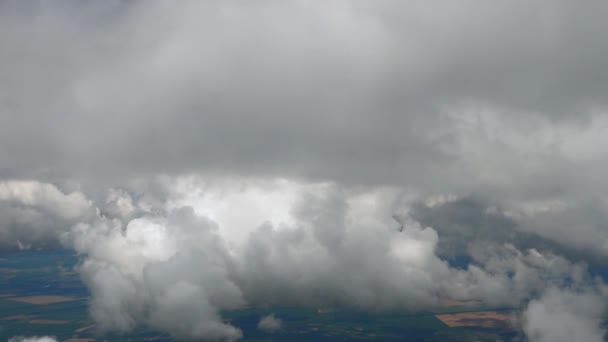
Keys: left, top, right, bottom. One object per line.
{"left": 2, "top": 1, "right": 608, "bottom": 340}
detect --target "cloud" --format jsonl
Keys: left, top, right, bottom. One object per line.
{"left": 63, "top": 207, "right": 244, "bottom": 340}
{"left": 2, "top": 1, "right": 608, "bottom": 340}
{"left": 0, "top": 177, "right": 600, "bottom": 340}
{"left": 522, "top": 287, "right": 606, "bottom": 342}
{"left": 0, "top": 180, "right": 94, "bottom": 250}
{"left": 57, "top": 182, "right": 595, "bottom": 340}
{"left": 1, "top": 1, "right": 608, "bottom": 193}
{"left": 0, "top": 177, "right": 598, "bottom": 340}
{"left": 8, "top": 337, "right": 58, "bottom": 342}
{"left": 2, "top": 2, "right": 608, "bottom": 260}
{"left": 2, "top": 1, "right": 608, "bottom": 259}
{"left": 451, "top": 243, "right": 588, "bottom": 306}
{"left": 257, "top": 314, "right": 282, "bottom": 333}
{"left": 410, "top": 196, "right": 608, "bottom": 263}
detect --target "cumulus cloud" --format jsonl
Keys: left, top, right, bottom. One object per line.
{"left": 257, "top": 314, "right": 282, "bottom": 333}
{"left": 0, "top": 180, "right": 93, "bottom": 250}
{"left": 410, "top": 196, "right": 608, "bottom": 263}
{"left": 55, "top": 181, "right": 596, "bottom": 340}
{"left": 234, "top": 186, "right": 448, "bottom": 310}
{"left": 8, "top": 337, "right": 58, "bottom": 342}
{"left": 0, "top": 177, "right": 599, "bottom": 340}
{"left": 63, "top": 207, "right": 244, "bottom": 340}
{"left": 450, "top": 243, "right": 588, "bottom": 306}
{"left": 522, "top": 287, "right": 606, "bottom": 342}
{"left": 61, "top": 184, "right": 445, "bottom": 338}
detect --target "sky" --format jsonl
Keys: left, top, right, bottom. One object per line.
{"left": 2, "top": 1, "right": 608, "bottom": 341}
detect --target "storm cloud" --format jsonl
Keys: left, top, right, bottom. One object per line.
{"left": 2, "top": 0, "right": 608, "bottom": 340}
{"left": 2, "top": 1, "right": 608, "bottom": 190}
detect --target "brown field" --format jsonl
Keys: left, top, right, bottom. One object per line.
{"left": 74, "top": 323, "right": 95, "bottom": 333}
{"left": 9, "top": 295, "right": 76, "bottom": 305}
{"left": 30, "top": 319, "right": 71, "bottom": 324}
{"left": 436, "top": 311, "right": 511, "bottom": 328}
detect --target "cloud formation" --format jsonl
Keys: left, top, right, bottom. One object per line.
{"left": 522, "top": 287, "right": 606, "bottom": 342}
{"left": 55, "top": 181, "right": 595, "bottom": 339}
{"left": 257, "top": 314, "right": 282, "bottom": 333}
{"left": 0, "top": 180, "right": 93, "bottom": 250}
{"left": 2, "top": 0, "right": 608, "bottom": 340}
{"left": 8, "top": 337, "right": 58, "bottom": 342}
{"left": 1, "top": 1, "right": 608, "bottom": 193}
{"left": 64, "top": 207, "right": 244, "bottom": 340}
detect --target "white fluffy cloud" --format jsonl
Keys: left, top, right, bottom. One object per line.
{"left": 8, "top": 337, "right": 58, "bottom": 342}
{"left": 55, "top": 180, "right": 595, "bottom": 340}
{"left": 63, "top": 207, "right": 244, "bottom": 340}
{"left": 257, "top": 314, "right": 282, "bottom": 333}
{"left": 0, "top": 180, "right": 93, "bottom": 250}
{"left": 523, "top": 287, "right": 606, "bottom": 342}
{"left": 0, "top": 177, "right": 600, "bottom": 340}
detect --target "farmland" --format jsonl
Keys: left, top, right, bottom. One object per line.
{"left": 0, "top": 250, "right": 522, "bottom": 341}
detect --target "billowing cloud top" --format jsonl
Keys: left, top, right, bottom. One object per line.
{"left": 2, "top": 1, "right": 608, "bottom": 341}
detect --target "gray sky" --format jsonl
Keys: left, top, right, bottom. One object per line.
{"left": 2, "top": 1, "right": 608, "bottom": 188}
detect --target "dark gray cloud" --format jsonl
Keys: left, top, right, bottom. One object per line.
{"left": 410, "top": 196, "right": 608, "bottom": 263}
{"left": 2, "top": 1, "right": 608, "bottom": 192}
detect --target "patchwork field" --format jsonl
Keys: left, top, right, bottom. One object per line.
{"left": 436, "top": 311, "right": 512, "bottom": 328}
{"left": 9, "top": 295, "right": 77, "bottom": 305}
{"left": 29, "top": 319, "right": 72, "bottom": 324}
